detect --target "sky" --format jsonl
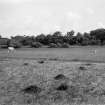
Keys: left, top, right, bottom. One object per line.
{"left": 0, "top": 0, "right": 105, "bottom": 37}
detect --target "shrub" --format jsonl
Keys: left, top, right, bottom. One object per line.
{"left": 0, "top": 38, "right": 9, "bottom": 48}
{"left": 89, "top": 40, "right": 101, "bottom": 45}
{"left": 0, "top": 38, "right": 9, "bottom": 45}
{"left": 56, "top": 43, "right": 62, "bottom": 48}
{"left": 61, "top": 43, "right": 70, "bottom": 48}
{"left": 30, "top": 42, "right": 43, "bottom": 48}
{"left": 0, "top": 45, "right": 8, "bottom": 48}
{"left": 48, "top": 43, "right": 58, "bottom": 48}
{"left": 81, "top": 40, "right": 89, "bottom": 46}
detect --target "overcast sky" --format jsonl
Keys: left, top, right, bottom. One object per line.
{"left": 0, "top": 0, "right": 105, "bottom": 37}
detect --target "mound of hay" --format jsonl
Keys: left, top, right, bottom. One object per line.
{"left": 23, "top": 62, "right": 29, "bottom": 66}
{"left": 56, "top": 83, "right": 68, "bottom": 91}
{"left": 38, "top": 60, "right": 44, "bottom": 64}
{"left": 79, "top": 66, "right": 86, "bottom": 71}
{"left": 54, "top": 74, "right": 67, "bottom": 80}
{"left": 85, "top": 63, "right": 92, "bottom": 66}
{"left": 52, "top": 74, "right": 70, "bottom": 92}
{"left": 22, "top": 85, "right": 42, "bottom": 94}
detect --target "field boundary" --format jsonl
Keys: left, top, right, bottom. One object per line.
{"left": 1, "top": 56, "right": 105, "bottom": 63}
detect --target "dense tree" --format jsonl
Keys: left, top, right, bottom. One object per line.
{"left": 1, "top": 28, "right": 105, "bottom": 48}
{"left": 0, "top": 38, "right": 9, "bottom": 45}
{"left": 35, "top": 34, "right": 46, "bottom": 45}
{"left": 67, "top": 30, "right": 75, "bottom": 37}
{"left": 0, "top": 38, "right": 9, "bottom": 48}
{"left": 64, "top": 30, "right": 75, "bottom": 45}
{"left": 53, "top": 31, "right": 62, "bottom": 37}
{"left": 90, "top": 28, "right": 105, "bottom": 45}
{"left": 11, "top": 35, "right": 24, "bottom": 42}
{"left": 61, "top": 43, "right": 70, "bottom": 48}
{"left": 0, "top": 35, "right": 2, "bottom": 38}
{"left": 48, "top": 43, "right": 58, "bottom": 48}
{"left": 9, "top": 39, "right": 21, "bottom": 48}
{"left": 30, "top": 42, "right": 43, "bottom": 48}
{"left": 75, "top": 32, "right": 83, "bottom": 45}
{"left": 52, "top": 31, "right": 63, "bottom": 44}
{"left": 21, "top": 36, "right": 35, "bottom": 46}
{"left": 45, "top": 34, "right": 53, "bottom": 45}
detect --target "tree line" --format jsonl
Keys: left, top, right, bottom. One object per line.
{"left": 0, "top": 28, "right": 105, "bottom": 48}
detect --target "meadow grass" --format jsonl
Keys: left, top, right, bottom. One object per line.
{"left": 0, "top": 47, "right": 105, "bottom": 105}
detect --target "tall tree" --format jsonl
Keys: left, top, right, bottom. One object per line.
{"left": 90, "top": 28, "right": 105, "bottom": 44}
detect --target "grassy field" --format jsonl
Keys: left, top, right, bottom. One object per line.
{"left": 1, "top": 46, "right": 105, "bottom": 62}
{"left": 1, "top": 47, "right": 105, "bottom": 105}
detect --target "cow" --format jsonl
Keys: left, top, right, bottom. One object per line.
{"left": 90, "top": 49, "right": 97, "bottom": 55}
{"left": 8, "top": 47, "right": 15, "bottom": 53}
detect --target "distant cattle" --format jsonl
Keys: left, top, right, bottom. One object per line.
{"left": 8, "top": 47, "right": 15, "bottom": 53}
{"left": 90, "top": 49, "right": 97, "bottom": 55}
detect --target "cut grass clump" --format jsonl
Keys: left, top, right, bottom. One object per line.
{"left": 52, "top": 74, "right": 69, "bottom": 91}
{"left": 91, "top": 88, "right": 105, "bottom": 97}
{"left": 48, "top": 91, "right": 68, "bottom": 103}
{"left": 85, "top": 63, "right": 92, "bottom": 66}
{"left": 72, "top": 59, "right": 79, "bottom": 62}
{"left": 22, "top": 85, "right": 42, "bottom": 95}
{"left": 79, "top": 66, "right": 86, "bottom": 71}
{"left": 23, "top": 62, "right": 29, "bottom": 66}
{"left": 67, "top": 85, "right": 80, "bottom": 98}
{"left": 56, "top": 83, "right": 68, "bottom": 91}
{"left": 38, "top": 60, "right": 44, "bottom": 64}
{"left": 54, "top": 74, "right": 67, "bottom": 80}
